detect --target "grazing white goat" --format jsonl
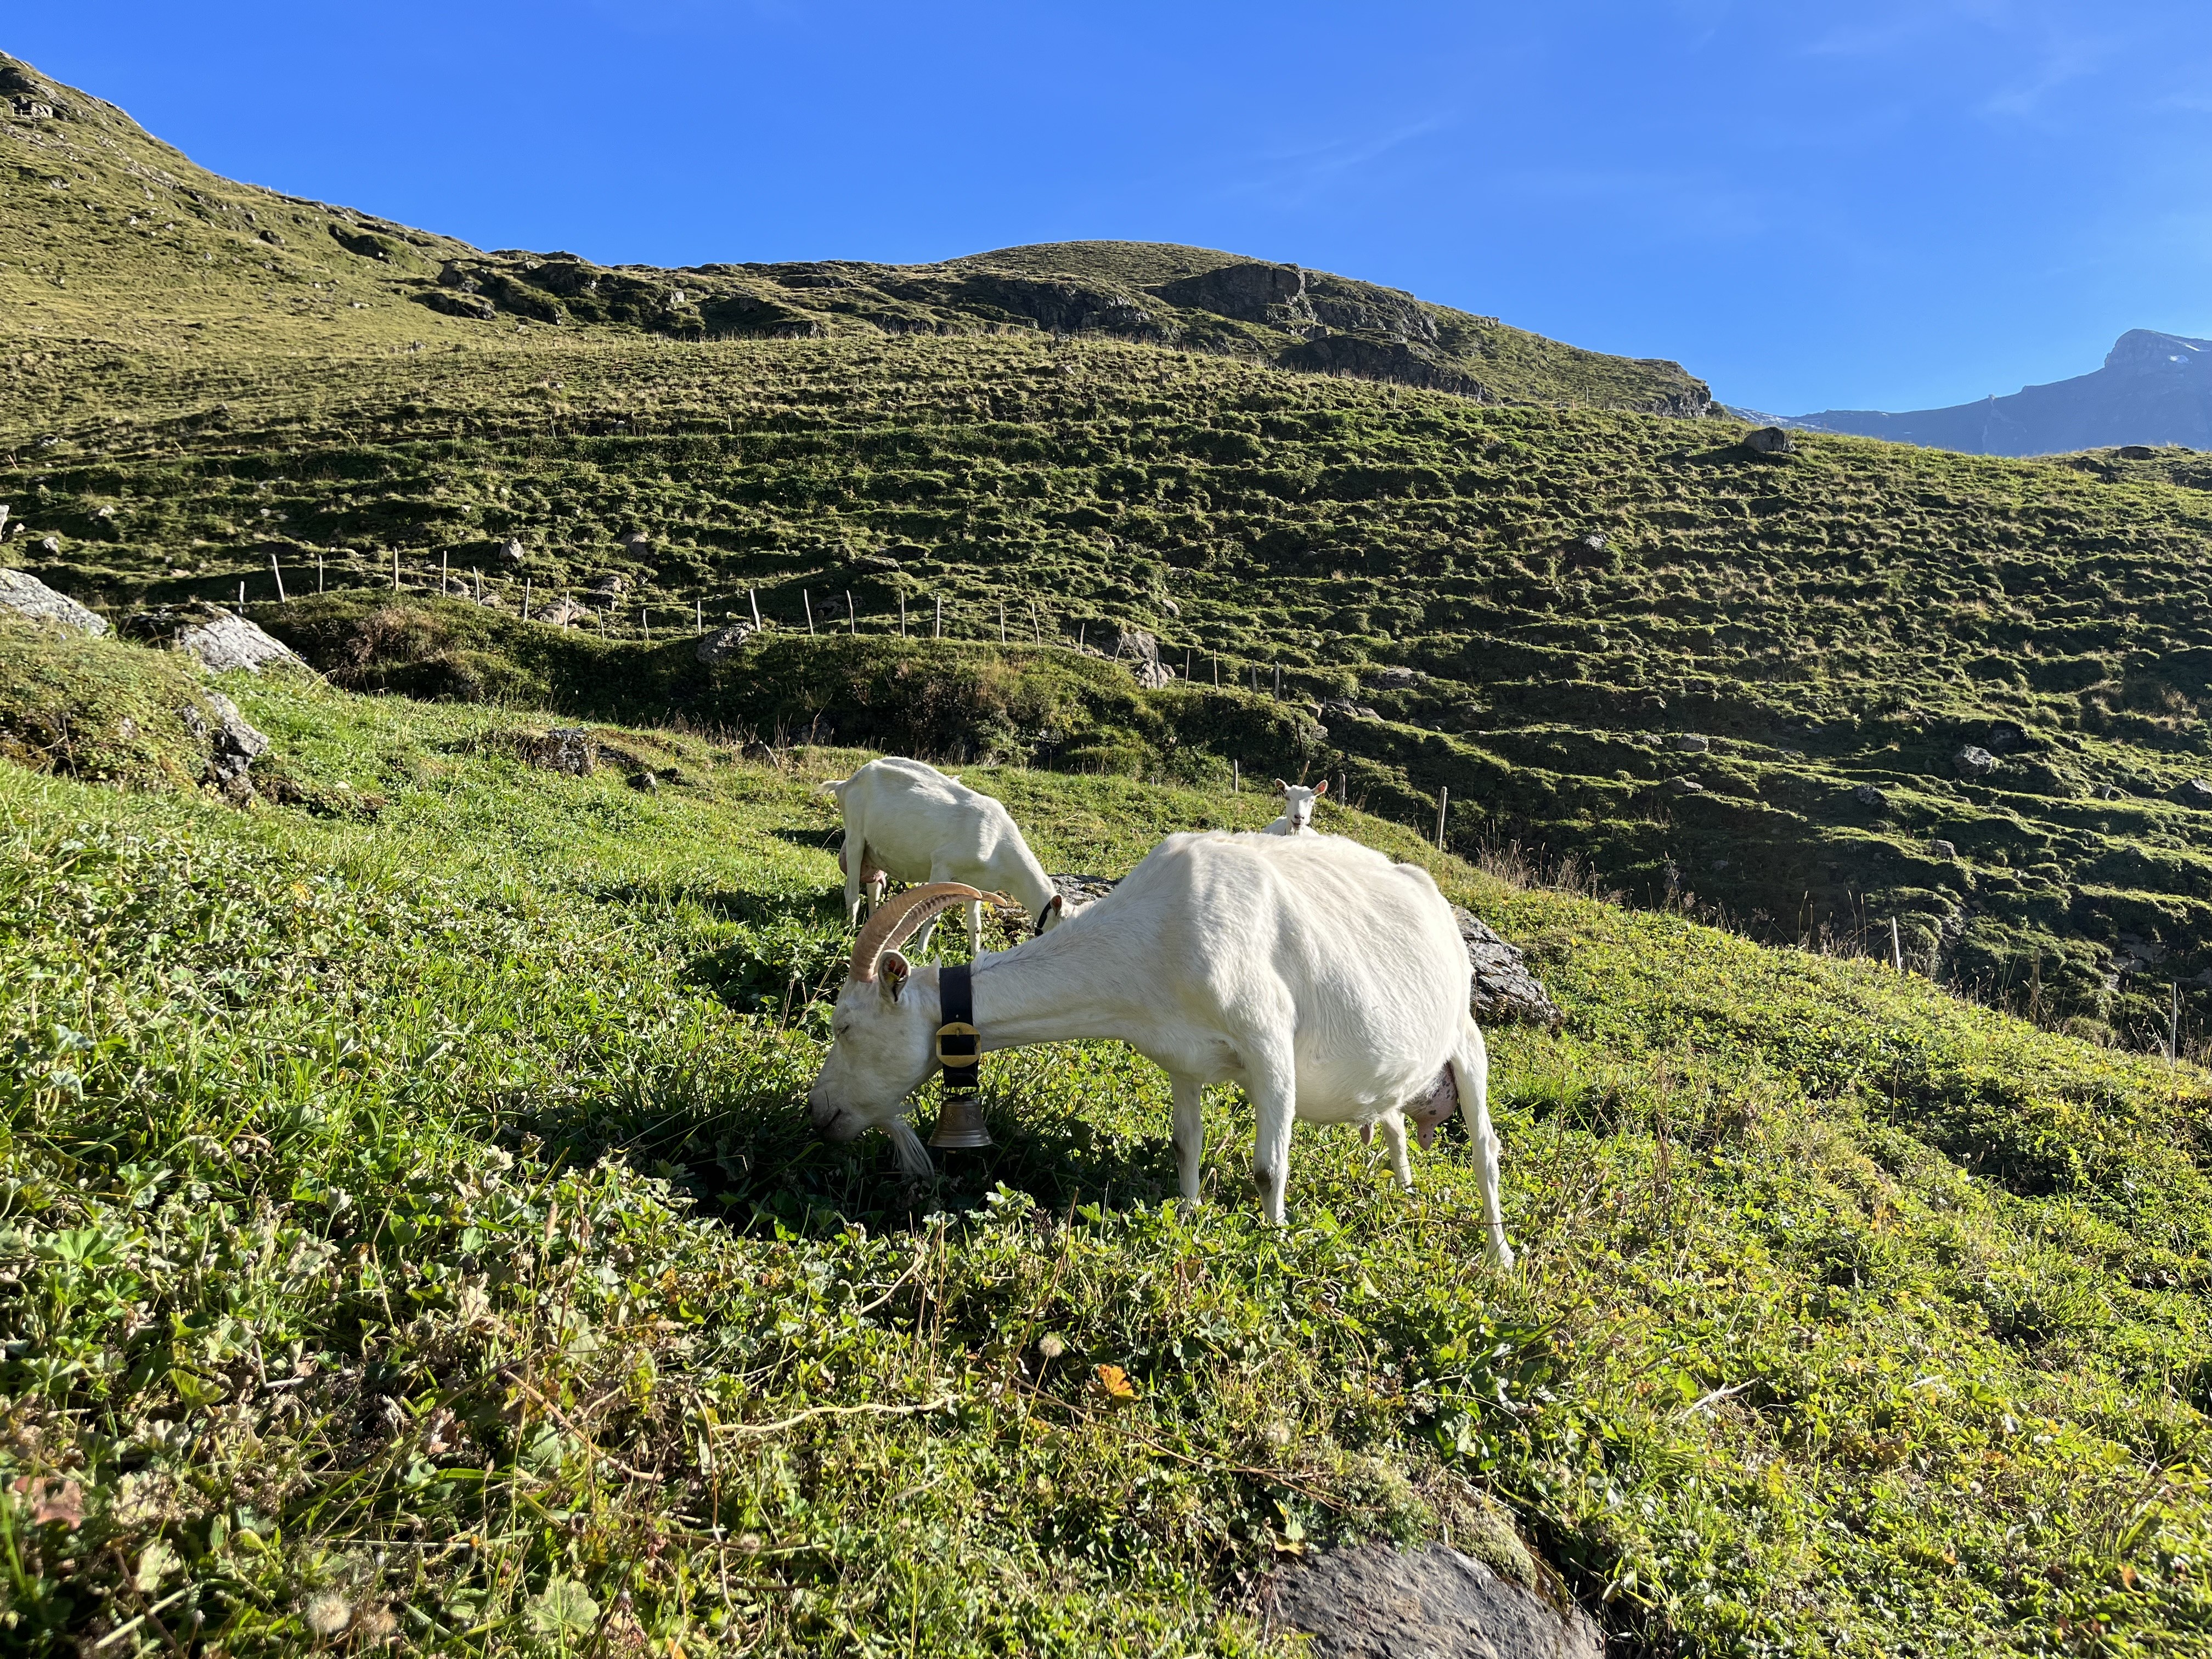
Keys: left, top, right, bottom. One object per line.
{"left": 1263, "top": 777, "right": 1328, "bottom": 835}
{"left": 805, "top": 831, "right": 1513, "bottom": 1263}
{"left": 818, "top": 757, "right": 1071, "bottom": 953}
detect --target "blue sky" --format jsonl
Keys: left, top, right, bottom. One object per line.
{"left": 16, "top": 2, "right": 2212, "bottom": 413}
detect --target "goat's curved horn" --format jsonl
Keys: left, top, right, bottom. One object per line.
{"left": 847, "top": 883, "right": 1019, "bottom": 981}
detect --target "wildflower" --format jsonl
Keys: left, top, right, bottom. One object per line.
{"left": 1037, "top": 1334, "right": 1064, "bottom": 1359}
{"left": 304, "top": 1594, "right": 352, "bottom": 1637}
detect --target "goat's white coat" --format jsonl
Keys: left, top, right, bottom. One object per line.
{"left": 819, "top": 757, "right": 1068, "bottom": 952}
{"left": 807, "top": 830, "right": 1513, "bottom": 1262}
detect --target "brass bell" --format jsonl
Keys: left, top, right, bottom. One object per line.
{"left": 928, "top": 1092, "right": 993, "bottom": 1149}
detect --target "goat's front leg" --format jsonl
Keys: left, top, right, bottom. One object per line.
{"left": 1170, "top": 1073, "right": 1206, "bottom": 1204}
{"left": 1244, "top": 1044, "right": 1298, "bottom": 1226}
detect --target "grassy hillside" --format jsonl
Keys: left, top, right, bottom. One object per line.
{"left": 13, "top": 55, "right": 2212, "bottom": 1029}
{"left": 1, "top": 619, "right": 2210, "bottom": 1655}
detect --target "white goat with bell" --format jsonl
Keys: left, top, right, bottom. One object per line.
{"left": 1263, "top": 777, "right": 1328, "bottom": 835}
{"left": 819, "top": 757, "right": 1071, "bottom": 953}
{"left": 805, "top": 830, "right": 1514, "bottom": 1264}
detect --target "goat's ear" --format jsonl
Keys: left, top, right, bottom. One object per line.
{"left": 1313, "top": 779, "right": 1329, "bottom": 797}
{"left": 879, "top": 951, "right": 911, "bottom": 1002}
{"left": 1035, "top": 894, "right": 1063, "bottom": 935}
{"left": 1272, "top": 777, "right": 1290, "bottom": 793}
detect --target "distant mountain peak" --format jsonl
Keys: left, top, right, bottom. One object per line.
{"left": 1791, "top": 329, "right": 2212, "bottom": 456}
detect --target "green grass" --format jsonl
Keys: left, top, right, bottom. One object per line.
{"left": 0, "top": 624, "right": 2209, "bottom": 1654}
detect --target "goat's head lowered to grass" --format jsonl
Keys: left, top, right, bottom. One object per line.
{"left": 808, "top": 881, "right": 1017, "bottom": 1172}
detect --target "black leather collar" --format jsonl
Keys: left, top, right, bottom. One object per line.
{"left": 936, "top": 962, "right": 980, "bottom": 1097}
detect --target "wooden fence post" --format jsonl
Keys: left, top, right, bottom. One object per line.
{"left": 269, "top": 552, "right": 286, "bottom": 603}
{"left": 1436, "top": 787, "right": 1448, "bottom": 851}
{"left": 1079, "top": 622, "right": 1086, "bottom": 652}
{"left": 1273, "top": 664, "right": 1282, "bottom": 698}
{"left": 1029, "top": 599, "right": 1042, "bottom": 644}
{"left": 641, "top": 606, "right": 651, "bottom": 640}
{"left": 1212, "top": 655, "right": 1220, "bottom": 687}
{"left": 934, "top": 596, "right": 942, "bottom": 640}
{"left": 1232, "top": 759, "right": 1239, "bottom": 794}
{"left": 523, "top": 578, "right": 532, "bottom": 619}
{"left": 317, "top": 552, "right": 325, "bottom": 594}
{"left": 2171, "top": 980, "right": 2181, "bottom": 1069}
{"left": 805, "top": 590, "right": 815, "bottom": 635}
{"left": 749, "top": 588, "right": 761, "bottom": 629}
{"left": 900, "top": 594, "right": 907, "bottom": 637}
{"left": 998, "top": 602, "right": 1006, "bottom": 644}
{"left": 847, "top": 589, "right": 856, "bottom": 636}
{"left": 237, "top": 579, "right": 246, "bottom": 609}
{"left": 1890, "top": 917, "right": 1903, "bottom": 972}
{"left": 696, "top": 598, "right": 703, "bottom": 633}
{"left": 392, "top": 549, "right": 399, "bottom": 591}
{"left": 441, "top": 550, "right": 449, "bottom": 596}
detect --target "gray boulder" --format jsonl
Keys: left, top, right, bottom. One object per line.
{"left": 1370, "top": 665, "right": 1423, "bottom": 690}
{"left": 534, "top": 597, "right": 591, "bottom": 628}
{"left": 1102, "top": 624, "right": 1173, "bottom": 688}
{"left": 174, "top": 609, "right": 307, "bottom": 675}
{"left": 1453, "top": 906, "right": 1562, "bottom": 1027}
{"left": 1664, "top": 776, "right": 1706, "bottom": 795}
{"left": 2119, "top": 444, "right": 2158, "bottom": 460}
{"left": 0, "top": 567, "right": 107, "bottom": 636}
{"left": 180, "top": 692, "right": 269, "bottom": 802}
{"left": 2180, "top": 778, "right": 2212, "bottom": 806}
{"left": 1668, "top": 733, "right": 1709, "bottom": 753}
{"left": 696, "top": 622, "right": 758, "bottom": 664}
{"left": 524, "top": 729, "right": 596, "bottom": 776}
{"left": 1049, "top": 873, "right": 1121, "bottom": 907}
{"left": 1956, "top": 744, "right": 1998, "bottom": 776}
{"left": 1853, "top": 783, "right": 1889, "bottom": 809}
{"left": 497, "top": 538, "right": 526, "bottom": 567}
{"left": 1931, "top": 839, "right": 1959, "bottom": 859}
{"left": 1265, "top": 1542, "right": 1602, "bottom": 1659}
{"left": 1745, "top": 426, "right": 1796, "bottom": 454}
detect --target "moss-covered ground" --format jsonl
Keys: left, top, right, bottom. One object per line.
{"left": 0, "top": 618, "right": 2208, "bottom": 1654}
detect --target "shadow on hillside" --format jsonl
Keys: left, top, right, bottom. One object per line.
{"left": 512, "top": 1073, "right": 1187, "bottom": 1235}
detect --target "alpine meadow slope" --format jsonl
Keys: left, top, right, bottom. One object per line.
{"left": 14, "top": 53, "right": 2212, "bottom": 1040}
{"left": 4, "top": 47, "right": 2212, "bottom": 1658}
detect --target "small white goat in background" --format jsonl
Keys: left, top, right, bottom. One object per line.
{"left": 1263, "top": 778, "right": 1328, "bottom": 835}
{"left": 819, "top": 757, "right": 1073, "bottom": 953}
{"left": 806, "top": 830, "right": 1513, "bottom": 1263}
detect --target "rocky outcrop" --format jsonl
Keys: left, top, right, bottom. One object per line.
{"left": 0, "top": 568, "right": 107, "bottom": 636}
{"left": 1276, "top": 334, "right": 1490, "bottom": 399}
{"left": 1454, "top": 906, "right": 1562, "bottom": 1026}
{"left": 1263, "top": 1542, "right": 1602, "bottom": 1659}
{"left": 522, "top": 729, "right": 596, "bottom": 776}
{"left": 1745, "top": 426, "right": 1795, "bottom": 454}
{"left": 126, "top": 603, "right": 308, "bottom": 674}
{"left": 1956, "top": 744, "right": 1999, "bottom": 777}
{"left": 696, "top": 622, "right": 759, "bottom": 664}
{"left": 1101, "top": 624, "right": 1173, "bottom": 688}
{"left": 180, "top": 692, "right": 269, "bottom": 803}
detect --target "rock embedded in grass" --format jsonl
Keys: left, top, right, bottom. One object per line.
{"left": 0, "top": 567, "right": 108, "bottom": 636}
{"left": 1265, "top": 1541, "right": 1602, "bottom": 1659}
{"left": 1956, "top": 744, "right": 1999, "bottom": 776}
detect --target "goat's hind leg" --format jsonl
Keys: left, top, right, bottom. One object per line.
{"left": 1242, "top": 1039, "right": 1299, "bottom": 1226}
{"left": 1170, "top": 1073, "right": 1205, "bottom": 1205}
{"left": 1452, "top": 1017, "right": 1514, "bottom": 1268}
{"left": 1373, "top": 1110, "right": 1413, "bottom": 1191}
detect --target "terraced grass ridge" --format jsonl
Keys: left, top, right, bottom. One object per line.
{"left": 1, "top": 611, "right": 2210, "bottom": 1655}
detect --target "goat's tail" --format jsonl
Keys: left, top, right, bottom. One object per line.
{"left": 815, "top": 777, "right": 849, "bottom": 800}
